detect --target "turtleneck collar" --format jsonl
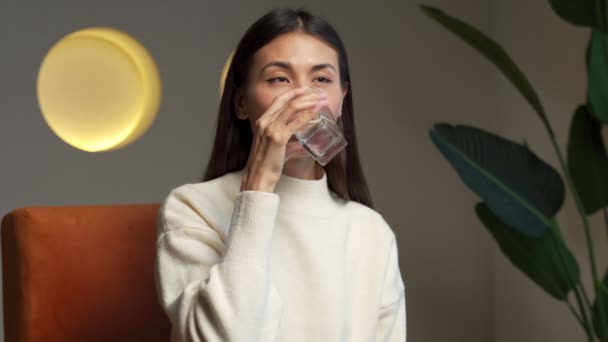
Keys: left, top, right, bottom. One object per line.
{"left": 232, "top": 167, "right": 341, "bottom": 215}
{"left": 274, "top": 168, "right": 329, "bottom": 196}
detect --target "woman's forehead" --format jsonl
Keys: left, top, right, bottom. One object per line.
{"left": 252, "top": 32, "right": 338, "bottom": 70}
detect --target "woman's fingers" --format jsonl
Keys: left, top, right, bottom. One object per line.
{"left": 263, "top": 99, "right": 327, "bottom": 144}
{"left": 258, "top": 91, "right": 326, "bottom": 127}
{"left": 278, "top": 98, "right": 327, "bottom": 125}
{"left": 242, "top": 87, "right": 329, "bottom": 188}
{"left": 260, "top": 87, "right": 309, "bottom": 121}
{"left": 285, "top": 103, "right": 326, "bottom": 133}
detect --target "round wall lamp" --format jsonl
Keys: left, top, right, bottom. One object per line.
{"left": 37, "top": 27, "right": 162, "bottom": 152}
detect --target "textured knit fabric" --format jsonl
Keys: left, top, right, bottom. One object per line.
{"left": 154, "top": 168, "right": 406, "bottom": 342}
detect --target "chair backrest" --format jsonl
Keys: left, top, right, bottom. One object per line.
{"left": 1, "top": 204, "right": 171, "bottom": 342}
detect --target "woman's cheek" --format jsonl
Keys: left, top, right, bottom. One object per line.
{"left": 333, "top": 99, "right": 343, "bottom": 119}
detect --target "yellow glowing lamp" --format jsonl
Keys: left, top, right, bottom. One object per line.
{"left": 37, "top": 27, "right": 162, "bottom": 152}
{"left": 220, "top": 51, "right": 234, "bottom": 97}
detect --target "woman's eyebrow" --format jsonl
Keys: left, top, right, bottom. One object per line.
{"left": 260, "top": 61, "right": 337, "bottom": 75}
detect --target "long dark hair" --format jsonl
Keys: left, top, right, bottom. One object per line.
{"left": 202, "top": 7, "right": 374, "bottom": 209}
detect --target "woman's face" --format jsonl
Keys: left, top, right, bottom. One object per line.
{"left": 238, "top": 32, "right": 348, "bottom": 130}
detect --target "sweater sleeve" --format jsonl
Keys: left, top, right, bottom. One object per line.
{"left": 154, "top": 189, "right": 284, "bottom": 342}
{"left": 374, "top": 236, "right": 407, "bottom": 342}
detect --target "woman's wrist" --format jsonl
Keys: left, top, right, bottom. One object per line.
{"left": 240, "top": 169, "right": 278, "bottom": 193}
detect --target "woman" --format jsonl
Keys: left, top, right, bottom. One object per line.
{"left": 155, "top": 7, "right": 406, "bottom": 342}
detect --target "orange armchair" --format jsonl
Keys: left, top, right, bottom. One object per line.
{"left": 1, "top": 204, "right": 171, "bottom": 342}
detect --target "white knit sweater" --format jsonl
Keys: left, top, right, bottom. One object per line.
{"left": 154, "top": 168, "right": 406, "bottom": 342}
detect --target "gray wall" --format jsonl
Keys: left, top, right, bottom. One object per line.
{"left": 1, "top": 1, "right": 498, "bottom": 341}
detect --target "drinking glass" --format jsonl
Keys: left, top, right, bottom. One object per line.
{"left": 289, "top": 87, "right": 347, "bottom": 166}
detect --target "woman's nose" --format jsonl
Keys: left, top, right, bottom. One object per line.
{"left": 292, "top": 76, "right": 317, "bottom": 89}
{"left": 293, "top": 81, "right": 310, "bottom": 89}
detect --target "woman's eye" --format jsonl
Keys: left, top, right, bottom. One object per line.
{"left": 268, "top": 77, "right": 289, "bottom": 84}
{"left": 315, "top": 77, "right": 332, "bottom": 83}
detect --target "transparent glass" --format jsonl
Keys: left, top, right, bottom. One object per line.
{"left": 287, "top": 87, "right": 347, "bottom": 166}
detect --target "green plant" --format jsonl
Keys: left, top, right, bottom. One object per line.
{"left": 421, "top": 1, "right": 608, "bottom": 341}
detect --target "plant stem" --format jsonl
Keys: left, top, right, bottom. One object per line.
{"left": 583, "top": 283, "right": 596, "bottom": 323}
{"left": 551, "top": 226, "right": 595, "bottom": 338}
{"left": 602, "top": 208, "right": 608, "bottom": 244}
{"left": 548, "top": 136, "right": 604, "bottom": 338}
{"left": 568, "top": 295, "right": 586, "bottom": 328}
{"left": 576, "top": 284, "right": 596, "bottom": 342}
{"left": 568, "top": 292, "right": 599, "bottom": 342}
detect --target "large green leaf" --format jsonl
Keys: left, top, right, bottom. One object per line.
{"left": 420, "top": 5, "right": 553, "bottom": 137}
{"left": 430, "top": 124, "right": 565, "bottom": 237}
{"left": 548, "top": 0, "right": 606, "bottom": 31}
{"left": 476, "top": 203, "right": 580, "bottom": 300}
{"left": 567, "top": 105, "right": 608, "bottom": 214}
{"left": 588, "top": 29, "right": 608, "bottom": 123}
{"left": 592, "top": 272, "right": 608, "bottom": 339}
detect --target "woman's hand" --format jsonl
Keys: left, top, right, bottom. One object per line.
{"left": 240, "top": 87, "right": 328, "bottom": 192}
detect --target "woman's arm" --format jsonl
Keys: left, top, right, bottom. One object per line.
{"left": 374, "top": 235, "right": 407, "bottom": 342}
{"left": 155, "top": 188, "right": 283, "bottom": 342}
{"left": 376, "top": 291, "right": 406, "bottom": 342}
